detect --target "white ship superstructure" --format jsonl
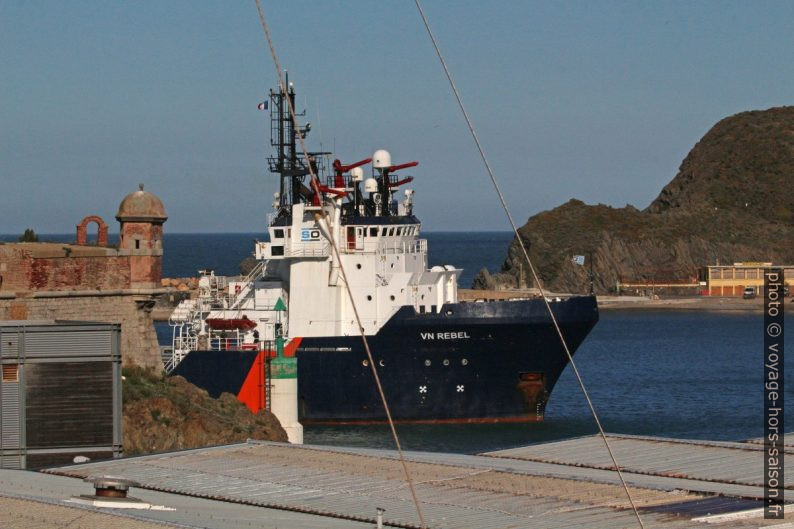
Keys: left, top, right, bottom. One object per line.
{"left": 167, "top": 80, "right": 599, "bottom": 430}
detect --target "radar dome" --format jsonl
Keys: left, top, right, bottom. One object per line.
{"left": 372, "top": 149, "right": 391, "bottom": 169}
{"left": 350, "top": 167, "right": 364, "bottom": 182}
{"left": 364, "top": 178, "right": 379, "bottom": 193}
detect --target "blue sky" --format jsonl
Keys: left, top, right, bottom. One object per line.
{"left": 2, "top": 1, "right": 793, "bottom": 233}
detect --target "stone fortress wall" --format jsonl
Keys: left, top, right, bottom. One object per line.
{"left": 0, "top": 294, "right": 161, "bottom": 367}
{"left": 0, "top": 185, "right": 169, "bottom": 369}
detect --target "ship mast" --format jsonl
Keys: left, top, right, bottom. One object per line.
{"left": 267, "top": 75, "right": 329, "bottom": 218}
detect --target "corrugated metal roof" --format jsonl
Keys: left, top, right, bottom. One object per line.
{"left": 0, "top": 467, "right": 373, "bottom": 529}
{"left": 279, "top": 441, "right": 793, "bottom": 501}
{"left": 45, "top": 440, "right": 793, "bottom": 529}
{"left": 746, "top": 432, "right": 794, "bottom": 448}
{"left": 484, "top": 433, "right": 793, "bottom": 489}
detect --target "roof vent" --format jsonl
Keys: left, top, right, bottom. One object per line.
{"left": 90, "top": 476, "right": 136, "bottom": 498}
{"left": 68, "top": 476, "right": 158, "bottom": 510}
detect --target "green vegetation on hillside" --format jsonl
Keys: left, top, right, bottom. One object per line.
{"left": 476, "top": 106, "right": 794, "bottom": 293}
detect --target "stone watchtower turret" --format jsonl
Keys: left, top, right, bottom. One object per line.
{"left": 116, "top": 184, "right": 167, "bottom": 288}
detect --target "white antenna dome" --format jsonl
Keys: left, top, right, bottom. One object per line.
{"left": 404, "top": 189, "right": 414, "bottom": 196}
{"left": 364, "top": 178, "right": 379, "bottom": 193}
{"left": 372, "top": 149, "right": 391, "bottom": 169}
{"left": 350, "top": 167, "right": 364, "bottom": 182}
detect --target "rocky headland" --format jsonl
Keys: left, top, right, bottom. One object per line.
{"left": 474, "top": 106, "right": 794, "bottom": 294}
{"left": 123, "top": 367, "right": 287, "bottom": 455}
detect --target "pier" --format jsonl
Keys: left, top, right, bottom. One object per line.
{"left": 0, "top": 433, "right": 783, "bottom": 528}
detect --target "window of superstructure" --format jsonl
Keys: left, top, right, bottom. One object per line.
{"left": 396, "top": 227, "right": 402, "bottom": 236}
{"left": 273, "top": 229, "right": 284, "bottom": 239}
{"left": 369, "top": 227, "right": 378, "bottom": 237}
{"left": 388, "top": 228, "right": 395, "bottom": 236}
{"left": 381, "top": 227, "right": 388, "bottom": 236}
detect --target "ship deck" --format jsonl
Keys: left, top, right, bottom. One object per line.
{"left": 23, "top": 432, "right": 792, "bottom": 528}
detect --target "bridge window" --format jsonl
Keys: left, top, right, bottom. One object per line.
{"left": 271, "top": 246, "right": 284, "bottom": 256}
{"left": 273, "top": 229, "right": 284, "bottom": 239}
{"left": 396, "top": 227, "right": 402, "bottom": 236}
{"left": 369, "top": 227, "right": 378, "bottom": 237}
{"left": 388, "top": 228, "right": 395, "bottom": 236}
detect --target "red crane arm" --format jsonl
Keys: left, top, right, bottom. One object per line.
{"left": 388, "top": 176, "right": 414, "bottom": 188}
{"left": 386, "top": 161, "right": 418, "bottom": 173}
{"left": 317, "top": 184, "right": 349, "bottom": 197}
{"left": 333, "top": 157, "right": 372, "bottom": 173}
{"left": 332, "top": 157, "right": 372, "bottom": 187}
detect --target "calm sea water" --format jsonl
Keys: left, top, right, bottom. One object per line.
{"left": 6, "top": 232, "right": 791, "bottom": 453}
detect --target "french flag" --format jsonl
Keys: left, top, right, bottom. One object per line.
{"left": 257, "top": 101, "right": 268, "bottom": 110}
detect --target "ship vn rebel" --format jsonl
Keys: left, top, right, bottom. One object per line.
{"left": 166, "top": 81, "right": 599, "bottom": 429}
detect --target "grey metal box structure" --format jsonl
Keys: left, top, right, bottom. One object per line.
{"left": 0, "top": 320, "right": 122, "bottom": 469}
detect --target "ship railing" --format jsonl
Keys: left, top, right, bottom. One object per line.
{"left": 286, "top": 241, "right": 330, "bottom": 258}
{"left": 357, "top": 238, "right": 426, "bottom": 255}
{"left": 228, "top": 260, "right": 266, "bottom": 312}
{"left": 167, "top": 330, "right": 253, "bottom": 373}
{"left": 160, "top": 345, "right": 174, "bottom": 369}
{"left": 167, "top": 327, "right": 198, "bottom": 373}
{"left": 208, "top": 335, "right": 246, "bottom": 351}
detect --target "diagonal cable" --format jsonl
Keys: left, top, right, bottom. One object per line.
{"left": 412, "top": 1, "right": 645, "bottom": 527}
{"left": 252, "top": 2, "right": 427, "bottom": 527}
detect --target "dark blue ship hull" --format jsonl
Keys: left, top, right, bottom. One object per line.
{"left": 172, "top": 296, "right": 598, "bottom": 423}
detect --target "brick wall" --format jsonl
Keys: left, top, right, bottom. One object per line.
{"left": 0, "top": 246, "right": 132, "bottom": 291}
